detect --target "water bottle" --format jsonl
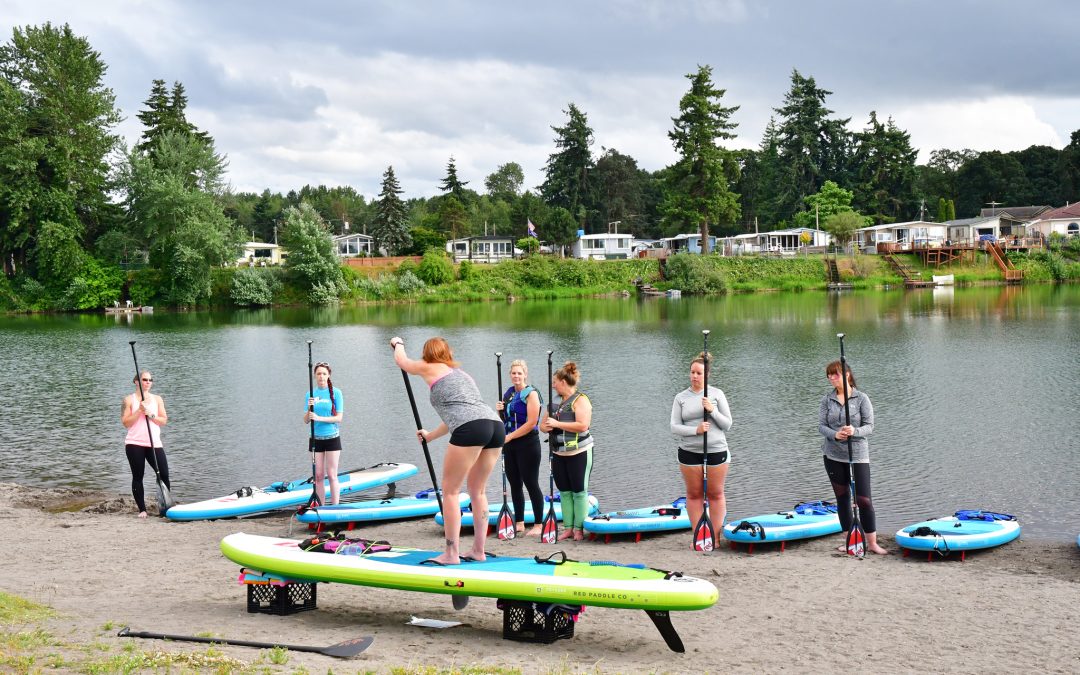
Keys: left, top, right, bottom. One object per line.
{"left": 337, "top": 542, "right": 365, "bottom": 556}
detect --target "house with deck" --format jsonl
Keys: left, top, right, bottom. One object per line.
{"left": 572, "top": 232, "right": 634, "bottom": 259}
{"left": 1025, "top": 203, "right": 1080, "bottom": 240}
{"left": 237, "top": 242, "right": 283, "bottom": 266}
{"left": 333, "top": 233, "right": 374, "bottom": 258}
{"left": 855, "top": 221, "right": 946, "bottom": 253}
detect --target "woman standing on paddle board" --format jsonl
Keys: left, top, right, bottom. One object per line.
{"left": 495, "top": 359, "right": 545, "bottom": 536}
{"left": 670, "top": 352, "right": 732, "bottom": 547}
{"left": 121, "top": 370, "right": 170, "bottom": 518}
{"left": 392, "top": 336, "right": 504, "bottom": 565}
{"left": 303, "top": 362, "right": 344, "bottom": 505}
{"left": 818, "top": 361, "right": 888, "bottom": 555}
{"left": 539, "top": 361, "right": 593, "bottom": 542}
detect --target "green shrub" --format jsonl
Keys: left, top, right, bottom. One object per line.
{"left": 396, "top": 270, "right": 426, "bottom": 296}
{"left": 417, "top": 248, "right": 454, "bottom": 286}
{"left": 664, "top": 253, "right": 727, "bottom": 294}
{"left": 230, "top": 268, "right": 275, "bottom": 306}
{"left": 309, "top": 280, "right": 342, "bottom": 305}
{"left": 458, "top": 259, "right": 473, "bottom": 281}
{"left": 397, "top": 258, "right": 418, "bottom": 277}
{"left": 127, "top": 268, "right": 165, "bottom": 306}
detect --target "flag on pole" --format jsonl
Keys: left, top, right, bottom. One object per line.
{"left": 527, "top": 219, "right": 537, "bottom": 238}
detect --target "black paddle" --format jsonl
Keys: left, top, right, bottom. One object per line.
{"left": 128, "top": 341, "right": 176, "bottom": 515}
{"left": 117, "top": 627, "right": 373, "bottom": 658}
{"left": 495, "top": 352, "right": 515, "bottom": 540}
{"left": 692, "top": 330, "right": 714, "bottom": 551}
{"left": 305, "top": 340, "right": 321, "bottom": 508}
{"left": 838, "top": 333, "right": 866, "bottom": 558}
{"left": 540, "top": 350, "right": 559, "bottom": 544}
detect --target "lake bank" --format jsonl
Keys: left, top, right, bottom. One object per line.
{"left": 2, "top": 483, "right": 1078, "bottom": 674}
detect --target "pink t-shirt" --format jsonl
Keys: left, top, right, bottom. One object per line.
{"left": 125, "top": 396, "right": 162, "bottom": 448}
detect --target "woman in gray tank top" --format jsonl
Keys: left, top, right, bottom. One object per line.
{"left": 391, "top": 336, "right": 504, "bottom": 565}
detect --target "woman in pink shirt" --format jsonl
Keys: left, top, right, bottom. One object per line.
{"left": 121, "top": 370, "right": 170, "bottom": 518}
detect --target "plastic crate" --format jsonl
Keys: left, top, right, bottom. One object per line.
{"left": 498, "top": 600, "right": 577, "bottom": 644}
{"left": 246, "top": 582, "right": 317, "bottom": 615}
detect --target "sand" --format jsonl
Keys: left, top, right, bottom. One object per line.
{"left": 1, "top": 483, "right": 1078, "bottom": 673}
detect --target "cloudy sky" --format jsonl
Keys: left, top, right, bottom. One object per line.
{"left": 4, "top": 0, "right": 1078, "bottom": 199}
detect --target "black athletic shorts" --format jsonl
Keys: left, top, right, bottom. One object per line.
{"left": 450, "top": 419, "right": 506, "bottom": 449}
{"left": 678, "top": 448, "right": 729, "bottom": 467}
{"left": 312, "top": 436, "right": 342, "bottom": 452}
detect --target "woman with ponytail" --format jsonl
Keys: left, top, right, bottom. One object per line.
{"left": 303, "top": 361, "right": 344, "bottom": 505}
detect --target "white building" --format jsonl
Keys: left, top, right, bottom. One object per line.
{"left": 757, "top": 227, "right": 831, "bottom": 253}
{"left": 333, "top": 233, "right": 374, "bottom": 258}
{"left": 571, "top": 233, "right": 633, "bottom": 260}
{"left": 855, "top": 221, "right": 945, "bottom": 253}
{"left": 237, "top": 242, "right": 283, "bottom": 266}
{"left": 445, "top": 235, "right": 516, "bottom": 263}
{"left": 1026, "top": 203, "right": 1080, "bottom": 239}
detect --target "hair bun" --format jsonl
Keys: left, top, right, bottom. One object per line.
{"left": 562, "top": 361, "right": 578, "bottom": 376}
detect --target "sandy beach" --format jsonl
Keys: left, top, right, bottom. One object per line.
{"left": 1, "top": 483, "right": 1078, "bottom": 674}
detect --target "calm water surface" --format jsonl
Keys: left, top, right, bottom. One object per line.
{"left": 1, "top": 285, "right": 1077, "bottom": 540}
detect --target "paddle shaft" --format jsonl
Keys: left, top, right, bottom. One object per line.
{"left": 692, "top": 330, "right": 714, "bottom": 551}
{"left": 495, "top": 352, "right": 515, "bottom": 540}
{"left": 838, "top": 333, "right": 865, "bottom": 553}
{"left": 117, "top": 627, "right": 373, "bottom": 658}
{"left": 542, "top": 350, "right": 558, "bottom": 542}
{"left": 128, "top": 342, "right": 173, "bottom": 512}
{"left": 306, "top": 340, "right": 320, "bottom": 507}
{"left": 397, "top": 359, "right": 445, "bottom": 515}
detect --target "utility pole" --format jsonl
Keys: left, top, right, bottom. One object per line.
{"left": 986, "top": 200, "right": 1001, "bottom": 216}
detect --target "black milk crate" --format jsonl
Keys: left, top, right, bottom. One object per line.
{"left": 246, "top": 582, "right": 317, "bottom": 616}
{"left": 497, "top": 600, "right": 578, "bottom": 644}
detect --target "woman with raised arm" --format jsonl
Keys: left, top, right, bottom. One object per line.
{"left": 391, "top": 336, "right": 504, "bottom": 565}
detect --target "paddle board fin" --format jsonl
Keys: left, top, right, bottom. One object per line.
{"left": 645, "top": 610, "right": 685, "bottom": 653}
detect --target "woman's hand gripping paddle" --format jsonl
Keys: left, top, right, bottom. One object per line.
{"left": 305, "top": 340, "right": 321, "bottom": 509}
{"left": 838, "top": 333, "right": 866, "bottom": 558}
{"left": 495, "top": 352, "right": 515, "bottom": 540}
{"left": 692, "top": 330, "right": 714, "bottom": 551}
{"left": 128, "top": 341, "right": 176, "bottom": 515}
{"left": 540, "top": 350, "right": 559, "bottom": 544}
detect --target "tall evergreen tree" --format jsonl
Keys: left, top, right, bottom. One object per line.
{"left": 371, "top": 166, "right": 411, "bottom": 255}
{"left": 852, "top": 112, "right": 918, "bottom": 224}
{"left": 660, "top": 65, "right": 740, "bottom": 251}
{"left": 1060, "top": 129, "right": 1080, "bottom": 204}
{"left": 136, "top": 80, "right": 209, "bottom": 156}
{"left": 439, "top": 156, "right": 469, "bottom": 203}
{"left": 540, "top": 103, "right": 595, "bottom": 230}
{"left": 936, "top": 197, "right": 948, "bottom": 223}
{"left": 772, "top": 70, "right": 851, "bottom": 224}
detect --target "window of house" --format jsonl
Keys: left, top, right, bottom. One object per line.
{"left": 1068, "top": 223, "right": 1079, "bottom": 235}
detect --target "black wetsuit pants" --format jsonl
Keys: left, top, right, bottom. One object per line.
{"left": 503, "top": 433, "right": 545, "bottom": 524}
{"left": 823, "top": 455, "right": 877, "bottom": 534}
{"left": 125, "top": 444, "right": 170, "bottom": 513}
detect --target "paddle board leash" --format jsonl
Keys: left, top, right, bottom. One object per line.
{"left": 692, "top": 329, "right": 714, "bottom": 551}
{"left": 495, "top": 352, "right": 515, "bottom": 540}
{"left": 393, "top": 340, "right": 444, "bottom": 516}
{"left": 838, "top": 333, "right": 866, "bottom": 558}
{"left": 541, "top": 350, "right": 559, "bottom": 544}
{"left": 129, "top": 341, "right": 176, "bottom": 515}
{"left": 305, "top": 340, "right": 321, "bottom": 508}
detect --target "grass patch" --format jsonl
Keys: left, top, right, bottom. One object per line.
{"left": 0, "top": 592, "right": 54, "bottom": 624}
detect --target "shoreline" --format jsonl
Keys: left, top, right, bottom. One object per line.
{"left": 2, "top": 482, "right": 1079, "bottom": 673}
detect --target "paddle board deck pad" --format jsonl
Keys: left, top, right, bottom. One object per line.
{"left": 435, "top": 494, "right": 599, "bottom": 527}
{"left": 895, "top": 511, "right": 1020, "bottom": 555}
{"left": 583, "top": 498, "right": 690, "bottom": 535}
{"left": 221, "top": 532, "right": 717, "bottom": 652}
{"left": 296, "top": 490, "right": 469, "bottom": 524}
{"left": 166, "top": 463, "right": 419, "bottom": 521}
{"left": 722, "top": 501, "right": 842, "bottom": 545}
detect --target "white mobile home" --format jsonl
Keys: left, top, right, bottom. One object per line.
{"left": 855, "top": 221, "right": 945, "bottom": 253}
{"left": 572, "top": 233, "right": 633, "bottom": 260}
{"left": 333, "top": 233, "right": 374, "bottom": 258}
{"left": 237, "top": 242, "right": 283, "bottom": 266}
{"left": 446, "top": 235, "right": 516, "bottom": 263}
{"left": 1026, "top": 203, "right": 1080, "bottom": 240}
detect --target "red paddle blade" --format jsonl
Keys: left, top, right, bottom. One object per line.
{"left": 693, "top": 518, "right": 714, "bottom": 552}
{"left": 540, "top": 509, "right": 558, "bottom": 544}
{"left": 497, "top": 505, "right": 516, "bottom": 540}
{"left": 847, "top": 528, "right": 866, "bottom": 557}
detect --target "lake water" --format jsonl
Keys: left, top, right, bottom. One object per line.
{"left": 1, "top": 284, "right": 1078, "bottom": 540}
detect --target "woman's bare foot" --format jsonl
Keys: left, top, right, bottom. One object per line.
{"left": 525, "top": 525, "right": 542, "bottom": 537}
{"left": 515, "top": 523, "right": 526, "bottom": 534}
{"left": 572, "top": 528, "right": 585, "bottom": 541}
{"left": 868, "top": 543, "right": 889, "bottom": 555}
{"left": 425, "top": 553, "right": 460, "bottom": 565}
{"left": 137, "top": 511, "right": 148, "bottom": 519}
{"left": 557, "top": 529, "right": 574, "bottom": 541}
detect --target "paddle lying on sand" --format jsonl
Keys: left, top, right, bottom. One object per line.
{"left": 128, "top": 341, "right": 176, "bottom": 515}
{"left": 305, "top": 340, "right": 320, "bottom": 509}
{"left": 540, "top": 350, "right": 559, "bottom": 544}
{"left": 495, "top": 352, "right": 515, "bottom": 540}
{"left": 838, "top": 332, "right": 866, "bottom": 558}
{"left": 692, "top": 330, "right": 714, "bottom": 552}
{"left": 117, "top": 627, "right": 374, "bottom": 658}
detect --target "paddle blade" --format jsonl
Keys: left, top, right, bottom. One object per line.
{"left": 496, "top": 502, "right": 516, "bottom": 540}
{"left": 156, "top": 481, "right": 176, "bottom": 514}
{"left": 540, "top": 507, "right": 559, "bottom": 544}
{"left": 846, "top": 527, "right": 866, "bottom": 558}
{"left": 320, "top": 636, "right": 374, "bottom": 658}
{"left": 692, "top": 516, "right": 714, "bottom": 552}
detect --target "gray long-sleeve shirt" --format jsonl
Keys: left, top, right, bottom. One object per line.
{"left": 818, "top": 389, "right": 874, "bottom": 463}
{"left": 670, "top": 386, "right": 732, "bottom": 455}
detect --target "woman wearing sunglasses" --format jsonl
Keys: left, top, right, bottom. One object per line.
{"left": 120, "top": 371, "right": 170, "bottom": 518}
{"left": 303, "top": 361, "right": 345, "bottom": 505}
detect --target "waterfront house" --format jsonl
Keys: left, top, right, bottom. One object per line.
{"left": 446, "top": 235, "right": 516, "bottom": 263}
{"left": 757, "top": 227, "right": 831, "bottom": 253}
{"left": 572, "top": 232, "right": 633, "bottom": 259}
{"left": 333, "top": 233, "right": 374, "bottom": 258}
{"left": 1025, "top": 203, "right": 1080, "bottom": 240}
{"left": 945, "top": 214, "right": 1029, "bottom": 243}
{"left": 237, "top": 242, "right": 283, "bottom": 266}
{"left": 855, "top": 221, "right": 945, "bottom": 253}
{"left": 663, "top": 233, "right": 717, "bottom": 254}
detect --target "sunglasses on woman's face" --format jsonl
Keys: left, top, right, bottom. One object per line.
{"left": 141, "top": 377, "right": 153, "bottom": 382}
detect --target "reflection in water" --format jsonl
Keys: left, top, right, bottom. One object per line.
{"left": 1, "top": 284, "right": 1077, "bottom": 540}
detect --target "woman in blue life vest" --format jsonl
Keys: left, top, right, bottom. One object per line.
{"left": 495, "top": 359, "right": 545, "bottom": 536}
{"left": 302, "top": 361, "right": 344, "bottom": 505}
{"left": 539, "top": 361, "right": 593, "bottom": 542}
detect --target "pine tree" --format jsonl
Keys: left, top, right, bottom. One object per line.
{"left": 371, "top": 166, "right": 411, "bottom": 255}
{"left": 439, "top": 156, "right": 469, "bottom": 203}
{"left": 136, "top": 80, "right": 210, "bottom": 156}
{"left": 852, "top": 111, "right": 918, "bottom": 224}
{"left": 660, "top": 65, "right": 741, "bottom": 251}
{"left": 540, "top": 103, "right": 595, "bottom": 230}
{"left": 937, "top": 197, "right": 948, "bottom": 223}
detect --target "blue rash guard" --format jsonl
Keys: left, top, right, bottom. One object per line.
{"left": 305, "top": 387, "right": 343, "bottom": 438}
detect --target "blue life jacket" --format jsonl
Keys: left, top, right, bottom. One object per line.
{"left": 502, "top": 385, "right": 542, "bottom": 434}
{"left": 954, "top": 510, "right": 1015, "bottom": 522}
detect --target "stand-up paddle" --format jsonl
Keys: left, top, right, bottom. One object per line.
{"left": 128, "top": 341, "right": 175, "bottom": 515}
{"left": 393, "top": 343, "right": 444, "bottom": 517}
{"left": 838, "top": 333, "right": 866, "bottom": 558}
{"left": 117, "top": 627, "right": 373, "bottom": 658}
{"left": 540, "top": 350, "right": 559, "bottom": 544}
{"left": 495, "top": 352, "right": 515, "bottom": 540}
{"left": 305, "top": 340, "right": 321, "bottom": 508}
{"left": 692, "top": 330, "right": 714, "bottom": 551}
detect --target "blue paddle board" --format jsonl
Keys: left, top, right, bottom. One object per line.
{"left": 583, "top": 498, "right": 690, "bottom": 535}
{"left": 895, "top": 510, "right": 1020, "bottom": 554}
{"left": 435, "top": 494, "right": 599, "bottom": 527}
{"left": 166, "top": 463, "right": 419, "bottom": 521}
{"left": 296, "top": 489, "right": 470, "bottom": 524}
{"left": 722, "top": 501, "right": 842, "bottom": 544}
